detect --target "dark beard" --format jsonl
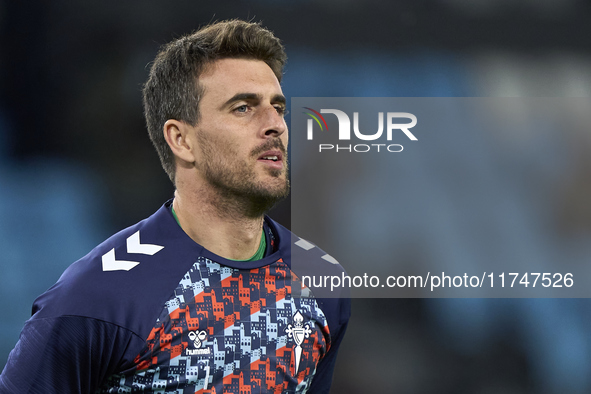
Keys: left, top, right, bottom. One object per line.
{"left": 199, "top": 135, "right": 290, "bottom": 218}
{"left": 206, "top": 165, "right": 290, "bottom": 218}
{"left": 222, "top": 176, "right": 290, "bottom": 218}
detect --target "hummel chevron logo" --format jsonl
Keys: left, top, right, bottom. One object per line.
{"left": 126, "top": 231, "right": 164, "bottom": 255}
{"left": 101, "top": 231, "right": 164, "bottom": 272}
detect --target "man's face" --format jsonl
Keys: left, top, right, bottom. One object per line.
{"left": 190, "top": 58, "right": 289, "bottom": 210}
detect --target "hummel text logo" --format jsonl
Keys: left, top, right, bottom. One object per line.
{"left": 186, "top": 330, "right": 211, "bottom": 356}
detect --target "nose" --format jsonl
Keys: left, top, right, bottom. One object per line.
{"left": 260, "top": 105, "right": 287, "bottom": 138}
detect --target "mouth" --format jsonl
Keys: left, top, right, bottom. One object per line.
{"left": 257, "top": 150, "right": 283, "bottom": 162}
{"left": 257, "top": 150, "right": 284, "bottom": 169}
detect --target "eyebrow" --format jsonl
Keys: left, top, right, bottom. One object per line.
{"left": 221, "top": 93, "right": 286, "bottom": 109}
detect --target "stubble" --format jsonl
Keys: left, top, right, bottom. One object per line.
{"left": 197, "top": 132, "right": 290, "bottom": 218}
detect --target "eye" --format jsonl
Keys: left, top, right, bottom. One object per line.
{"left": 234, "top": 104, "right": 249, "bottom": 113}
{"left": 274, "top": 105, "right": 288, "bottom": 117}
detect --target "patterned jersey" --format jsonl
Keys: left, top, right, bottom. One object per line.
{"left": 0, "top": 200, "right": 350, "bottom": 394}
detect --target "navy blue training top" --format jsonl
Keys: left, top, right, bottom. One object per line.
{"left": 0, "top": 200, "right": 350, "bottom": 393}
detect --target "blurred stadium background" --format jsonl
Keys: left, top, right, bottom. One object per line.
{"left": 2, "top": 1, "right": 591, "bottom": 393}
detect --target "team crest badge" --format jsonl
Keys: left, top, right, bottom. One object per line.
{"left": 286, "top": 311, "right": 312, "bottom": 372}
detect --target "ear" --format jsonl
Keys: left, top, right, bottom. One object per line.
{"left": 163, "top": 119, "right": 196, "bottom": 164}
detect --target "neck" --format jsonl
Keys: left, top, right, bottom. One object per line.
{"left": 172, "top": 187, "right": 265, "bottom": 260}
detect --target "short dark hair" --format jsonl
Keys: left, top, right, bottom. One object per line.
{"left": 142, "top": 20, "right": 287, "bottom": 184}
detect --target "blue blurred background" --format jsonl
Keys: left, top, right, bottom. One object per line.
{"left": 2, "top": 1, "right": 591, "bottom": 392}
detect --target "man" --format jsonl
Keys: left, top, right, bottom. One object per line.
{"left": 0, "top": 20, "right": 350, "bottom": 393}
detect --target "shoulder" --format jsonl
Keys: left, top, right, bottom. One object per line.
{"left": 32, "top": 202, "right": 202, "bottom": 338}
{"left": 266, "top": 216, "right": 351, "bottom": 325}
{"left": 267, "top": 217, "right": 348, "bottom": 293}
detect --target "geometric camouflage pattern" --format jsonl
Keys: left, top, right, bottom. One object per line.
{"left": 99, "top": 256, "right": 330, "bottom": 394}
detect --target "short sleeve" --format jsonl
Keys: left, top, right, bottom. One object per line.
{"left": 0, "top": 316, "right": 143, "bottom": 393}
